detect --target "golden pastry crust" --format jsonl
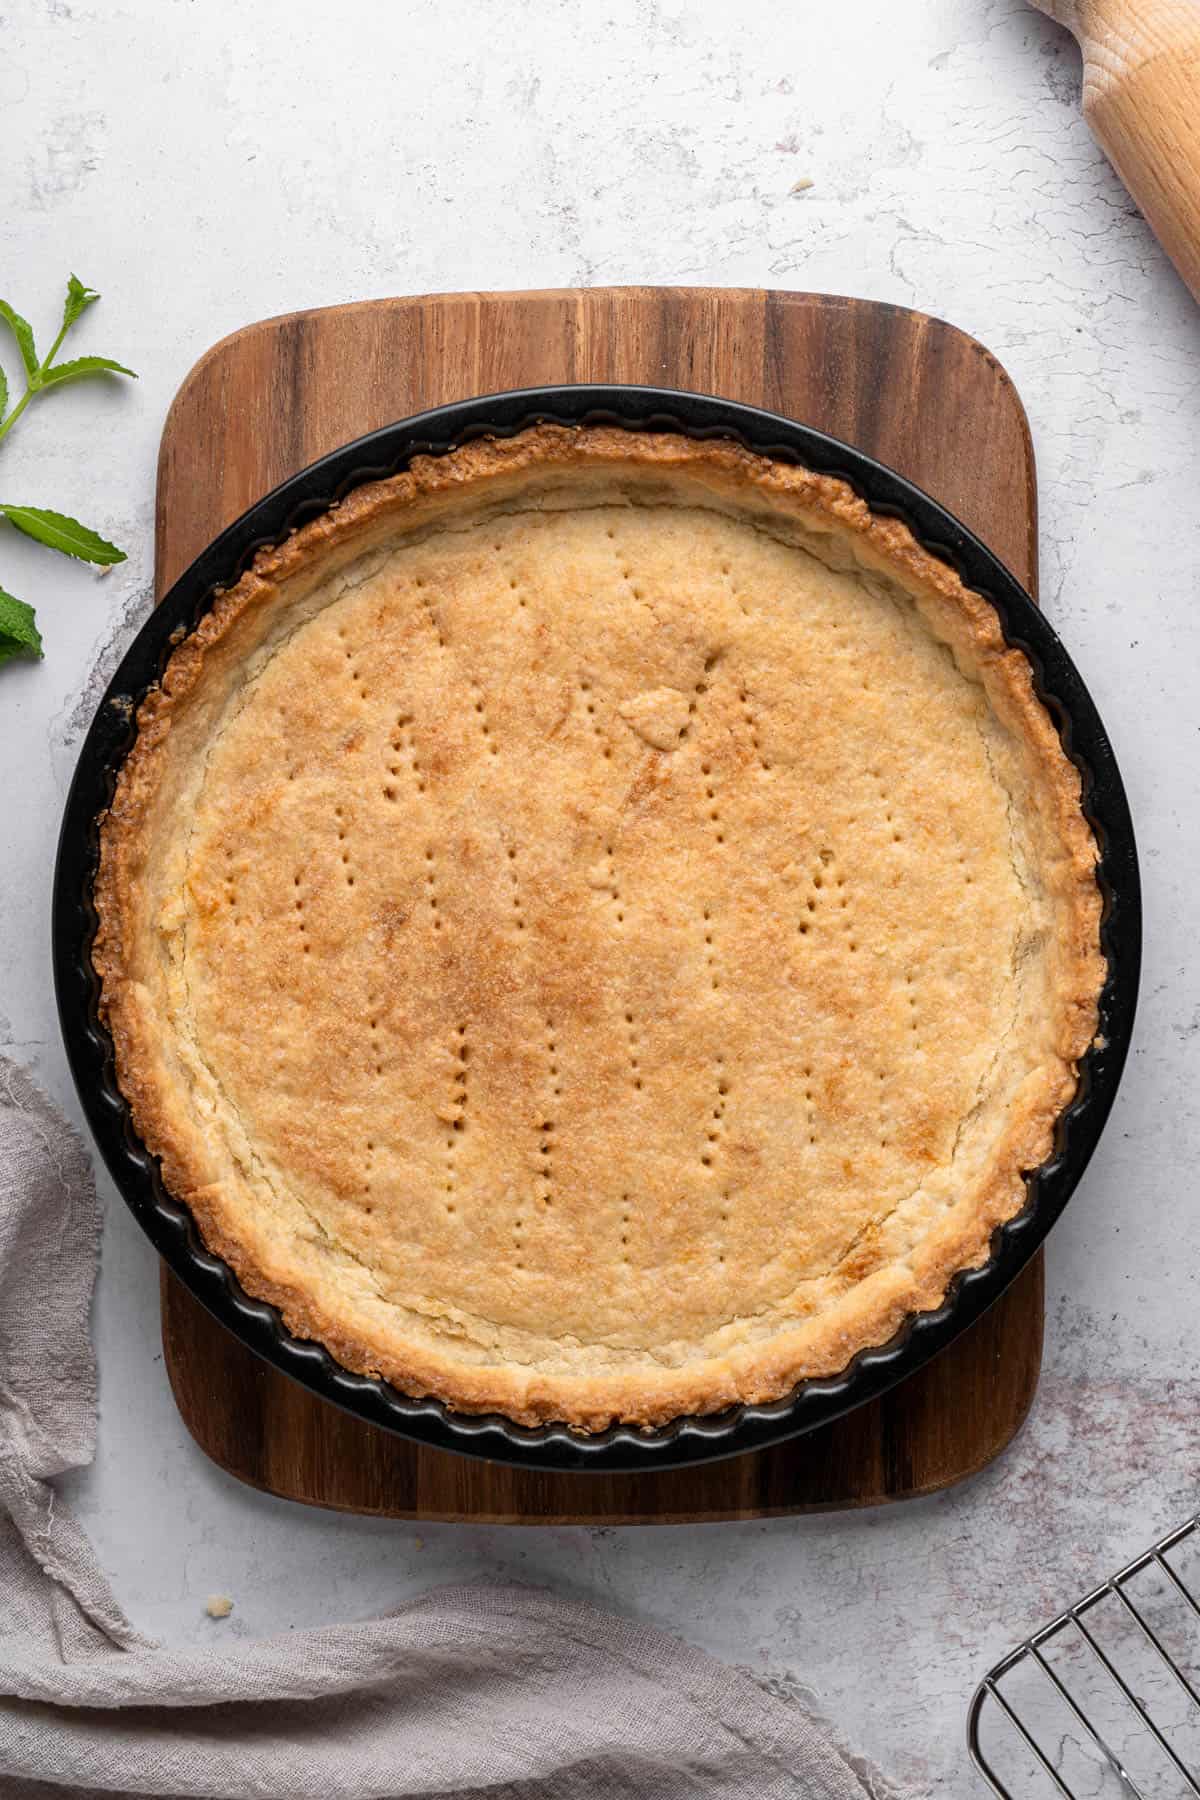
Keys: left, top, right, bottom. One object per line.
{"left": 94, "top": 426, "right": 1104, "bottom": 1430}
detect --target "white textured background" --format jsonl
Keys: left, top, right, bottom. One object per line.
{"left": 3, "top": 1, "right": 1199, "bottom": 1793}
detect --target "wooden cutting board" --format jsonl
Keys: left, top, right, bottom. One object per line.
{"left": 157, "top": 286, "right": 1043, "bottom": 1522}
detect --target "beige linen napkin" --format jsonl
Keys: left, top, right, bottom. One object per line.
{"left": 0, "top": 1054, "right": 904, "bottom": 1799}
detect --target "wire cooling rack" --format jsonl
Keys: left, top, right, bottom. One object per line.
{"left": 969, "top": 1514, "right": 1200, "bottom": 1796}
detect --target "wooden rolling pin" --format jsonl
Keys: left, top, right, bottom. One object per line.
{"left": 1032, "top": 0, "right": 1200, "bottom": 302}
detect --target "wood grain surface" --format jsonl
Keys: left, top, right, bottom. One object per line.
{"left": 157, "top": 286, "right": 1044, "bottom": 1523}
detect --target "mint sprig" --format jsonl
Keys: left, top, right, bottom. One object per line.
{"left": 0, "top": 275, "right": 136, "bottom": 668}
{"left": 40, "top": 355, "right": 137, "bottom": 391}
{"left": 0, "top": 301, "right": 39, "bottom": 385}
{"left": 0, "top": 587, "right": 42, "bottom": 668}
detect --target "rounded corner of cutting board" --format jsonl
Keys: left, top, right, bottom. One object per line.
{"left": 154, "top": 285, "right": 1044, "bottom": 1521}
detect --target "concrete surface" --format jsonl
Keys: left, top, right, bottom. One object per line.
{"left": 3, "top": 1, "right": 1199, "bottom": 1792}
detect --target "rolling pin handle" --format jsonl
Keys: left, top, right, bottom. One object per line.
{"left": 1032, "top": 0, "right": 1200, "bottom": 303}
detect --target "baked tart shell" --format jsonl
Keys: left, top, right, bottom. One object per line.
{"left": 90, "top": 422, "right": 1110, "bottom": 1433}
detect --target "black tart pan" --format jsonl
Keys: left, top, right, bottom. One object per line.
{"left": 53, "top": 385, "right": 1141, "bottom": 1474}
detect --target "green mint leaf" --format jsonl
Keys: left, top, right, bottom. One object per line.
{"left": 0, "top": 504, "right": 125, "bottom": 564}
{"left": 61, "top": 274, "right": 100, "bottom": 335}
{"left": 40, "top": 355, "right": 137, "bottom": 390}
{"left": 0, "top": 586, "right": 44, "bottom": 665}
{"left": 0, "top": 362, "right": 7, "bottom": 422}
{"left": 0, "top": 301, "right": 38, "bottom": 381}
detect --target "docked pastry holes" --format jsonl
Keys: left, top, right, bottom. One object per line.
{"left": 905, "top": 970, "right": 921, "bottom": 1051}
{"left": 222, "top": 847, "right": 238, "bottom": 919}
{"left": 699, "top": 762, "right": 725, "bottom": 848}
{"left": 797, "top": 859, "right": 824, "bottom": 938}
{"left": 703, "top": 1055, "right": 728, "bottom": 1174}
{"left": 385, "top": 713, "right": 424, "bottom": 801}
{"left": 871, "top": 765, "right": 906, "bottom": 849}
{"left": 491, "top": 540, "right": 526, "bottom": 611}
{"left": 623, "top": 1004, "right": 642, "bottom": 1094}
{"left": 423, "top": 847, "right": 442, "bottom": 932}
{"left": 539, "top": 1021, "right": 560, "bottom": 1213}
{"left": 803, "top": 1067, "right": 817, "bottom": 1148}
{"left": 443, "top": 1025, "right": 469, "bottom": 1217}
{"left": 580, "top": 675, "right": 613, "bottom": 761}
{"left": 504, "top": 844, "right": 526, "bottom": 934}
{"left": 678, "top": 650, "right": 720, "bottom": 749}
{"left": 605, "top": 845, "right": 624, "bottom": 925}
{"left": 291, "top": 870, "right": 310, "bottom": 955}
{"left": 737, "top": 681, "right": 771, "bottom": 773}
{"left": 334, "top": 806, "right": 355, "bottom": 890}
{"left": 701, "top": 906, "right": 720, "bottom": 993}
